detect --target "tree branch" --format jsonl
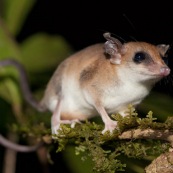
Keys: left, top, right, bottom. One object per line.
{"left": 145, "top": 150, "right": 173, "bottom": 173}
{"left": 118, "top": 129, "right": 173, "bottom": 146}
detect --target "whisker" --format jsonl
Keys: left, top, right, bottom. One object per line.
{"left": 122, "top": 13, "right": 136, "bottom": 32}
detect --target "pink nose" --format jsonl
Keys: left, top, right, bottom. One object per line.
{"left": 160, "top": 66, "right": 170, "bottom": 76}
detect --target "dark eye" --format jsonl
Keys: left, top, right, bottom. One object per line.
{"left": 133, "top": 52, "right": 146, "bottom": 63}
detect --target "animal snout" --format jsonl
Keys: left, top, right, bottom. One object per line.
{"left": 160, "top": 66, "right": 170, "bottom": 76}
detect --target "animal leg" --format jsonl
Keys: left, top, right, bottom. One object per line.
{"left": 94, "top": 103, "right": 117, "bottom": 134}
{"left": 51, "top": 99, "right": 81, "bottom": 135}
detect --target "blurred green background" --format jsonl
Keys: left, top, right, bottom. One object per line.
{"left": 0, "top": 1, "right": 173, "bottom": 173}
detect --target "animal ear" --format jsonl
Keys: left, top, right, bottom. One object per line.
{"left": 103, "top": 32, "right": 126, "bottom": 64}
{"left": 157, "top": 44, "right": 170, "bottom": 57}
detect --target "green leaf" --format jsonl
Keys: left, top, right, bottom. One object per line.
{"left": 20, "top": 33, "right": 73, "bottom": 72}
{"left": 0, "top": 77, "right": 22, "bottom": 107}
{"left": 0, "top": 18, "right": 22, "bottom": 105}
{"left": 0, "top": 18, "right": 21, "bottom": 59}
{"left": 2, "top": 0, "right": 36, "bottom": 36}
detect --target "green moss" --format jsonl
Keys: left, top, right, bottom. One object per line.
{"left": 12, "top": 105, "right": 173, "bottom": 172}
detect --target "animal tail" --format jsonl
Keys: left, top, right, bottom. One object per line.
{"left": 0, "top": 134, "right": 44, "bottom": 152}
{"left": 0, "top": 59, "right": 46, "bottom": 112}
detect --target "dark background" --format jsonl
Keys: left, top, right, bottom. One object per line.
{"left": 18, "top": 1, "right": 173, "bottom": 50}
{"left": 2, "top": 1, "right": 173, "bottom": 173}
{"left": 17, "top": 0, "right": 173, "bottom": 96}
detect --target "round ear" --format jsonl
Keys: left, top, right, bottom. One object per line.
{"left": 157, "top": 44, "right": 170, "bottom": 57}
{"left": 103, "top": 32, "right": 126, "bottom": 65}
{"left": 103, "top": 32, "right": 122, "bottom": 50}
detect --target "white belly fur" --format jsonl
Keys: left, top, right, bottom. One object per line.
{"left": 102, "top": 81, "right": 149, "bottom": 114}
{"left": 48, "top": 76, "right": 150, "bottom": 120}
{"left": 48, "top": 78, "right": 97, "bottom": 120}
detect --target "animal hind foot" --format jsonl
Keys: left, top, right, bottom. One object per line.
{"left": 52, "top": 119, "right": 81, "bottom": 135}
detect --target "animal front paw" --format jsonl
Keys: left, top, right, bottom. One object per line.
{"left": 102, "top": 120, "right": 118, "bottom": 134}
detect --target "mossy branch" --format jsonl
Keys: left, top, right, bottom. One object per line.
{"left": 12, "top": 105, "right": 173, "bottom": 172}
{"left": 119, "top": 129, "right": 173, "bottom": 145}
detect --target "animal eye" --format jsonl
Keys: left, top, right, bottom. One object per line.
{"left": 133, "top": 52, "right": 146, "bottom": 63}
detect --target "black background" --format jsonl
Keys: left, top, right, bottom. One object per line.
{"left": 4, "top": 1, "right": 173, "bottom": 173}
{"left": 18, "top": 1, "right": 173, "bottom": 50}
{"left": 17, "top": 0, "right": 173, "bottom": 96}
